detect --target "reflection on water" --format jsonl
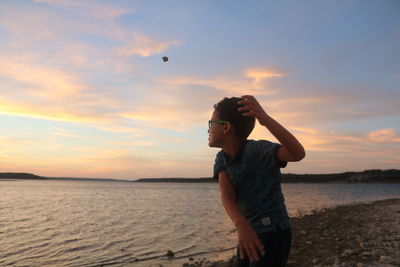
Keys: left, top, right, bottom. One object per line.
{"left": 1, "top": 180, "right": 399, "bottom": 266}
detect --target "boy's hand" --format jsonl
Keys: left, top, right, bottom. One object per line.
{"left": 237, "top": 95, "right": 269, "bottom": 125}
{"left": 237, "top": 222, "right": 265, "bottom": 262}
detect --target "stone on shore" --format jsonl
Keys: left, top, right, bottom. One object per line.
{"left": 182, "top": 198, "right": 400, "bottom": 267}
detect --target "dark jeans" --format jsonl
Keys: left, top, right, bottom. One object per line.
{"left": 235, "top": 227, "right": 292, "bottom": 267}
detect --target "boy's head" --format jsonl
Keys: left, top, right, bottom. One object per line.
{"left": 208, "top": 97, "right": 255, "bottom": 147}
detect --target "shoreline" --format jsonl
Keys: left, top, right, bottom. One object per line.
{"left": 2, "top": 169, "right": 400, "bottom": 183}
{"left": 182, "top": 198, "right": 400, "bottom": 267}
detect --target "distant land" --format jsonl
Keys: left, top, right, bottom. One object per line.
{"left": 0, "top": 173, "right": 128, "bottom": 182}
{"left": 1, "top": 169, "right": 400, "bottom": 183}
{"left": 135, "top": 169, "right": 400, "bottom": 183}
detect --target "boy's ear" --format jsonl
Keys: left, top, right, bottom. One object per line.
{"left": 223, "top": 122, "right": 232, "bottom": 134}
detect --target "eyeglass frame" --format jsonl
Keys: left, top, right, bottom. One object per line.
{"left": 208, "top": 120, "right": 228, "bottom": 129}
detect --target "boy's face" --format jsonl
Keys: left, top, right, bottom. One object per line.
{"left": 208, "top": 110, "right": 225, "bottom": 148}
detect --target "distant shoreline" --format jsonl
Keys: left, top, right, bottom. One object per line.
{"left": 1, "top": 169, "right": 400, "bottom": 183}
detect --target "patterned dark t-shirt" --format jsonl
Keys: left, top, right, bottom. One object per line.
{"left": 213, "top": 140, "right": 290, "bottom": 233}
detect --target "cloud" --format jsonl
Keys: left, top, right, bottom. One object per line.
{"left": 0, "top": 136, "right": 39, "bottom": 152}
{"left": 0, "top": 98, "right": 102, "bottom": 122}
{"left": 0, "top": 0, "right": 178, "bottom": 68}
{"left": 160, "top": 67, "right": 283, "bottom": 96}
{"left": 0, "top": 58, "right": 85, "bottom": 100}
{"left": 0, "top": 64, "right": 282, "bottom": 134}
{"left": 0, "top": 2, "right": 188, "bottom": 137}
{"left": 33, "top": 0, "right": 132, "bottom": 20}
{"left": 245, "top": 69, "right": 284, "bottom": 89}
{"left": 0, "top": 0, "right": 183, "bottom": 83}
{"left": 118, "top": 31, "right": 182, "bottom": 57}
{"left": 368, "top": 129, "right": 400, "bottom": 143}
{"left": 118, "top": 104, "right": 210, "bottom": 132}
{"left": 277, "top": 127, "right": 400, "bottom": 174}
{"left": 251, "top": 124, "right": 400, "bottom": 160}
{"left": 0, "top": 3, "right": 125, "bottom": 43}
{"left": 49, "top": 128, "right": 87, "bottom": 139}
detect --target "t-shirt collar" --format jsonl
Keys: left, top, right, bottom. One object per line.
{"left": 223, "top": 140, "right": 248, "bottom": 165}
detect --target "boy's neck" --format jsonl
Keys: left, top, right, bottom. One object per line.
{"left": 222, "top": 138, "right": 247, "bottom": 159}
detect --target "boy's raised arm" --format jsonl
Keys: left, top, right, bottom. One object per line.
{"left": 218, "top": 171, "right": 265, "bottom": 262}
{"left": 237, "top": 95, "right": 305, "bottom": 162}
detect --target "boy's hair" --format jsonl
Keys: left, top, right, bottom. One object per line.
{"left": 214, "top": 97, "right": 255, "bottom": 139}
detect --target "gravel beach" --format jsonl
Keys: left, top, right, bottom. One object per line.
{"left": 182, "top": 198, "right": 400, "bottom": 267}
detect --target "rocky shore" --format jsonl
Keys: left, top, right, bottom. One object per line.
{"left": 182, "top": 198, "right": 400, "bottom": 267}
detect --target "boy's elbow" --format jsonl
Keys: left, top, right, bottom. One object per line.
{"left": 293, "top": 148, "right": 306, "bottom": 161}
{"left": 280, "top": 146, "right": 306, "bottom": 162}
{"left": 299, "top": 148, "right": 306, "bottom": 161}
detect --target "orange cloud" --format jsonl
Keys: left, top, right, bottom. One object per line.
{"left": 0, "top": 98, "right": 102, "bottom": 123}
{"left": 160, "top": 67, "right": 283, "bottom": 95}
{"left": 251, "top": 124, "right": 400, "bottom": 156}
{"left": 118, "top": 31, "right": 181, "bottom": 57}
{"left": 290, "top": 127, "right": 318, "bottom": 134}
{"left": 0, "top": 97, "right": 168, "bottom": 137}
{"left": 49, "top": 128, "right": 87, "bottom": 139}
{"left": 368, "top": 129, "right": 400, "bottom": 143}
{"left": 245, "top": 69, "right": 284, "bottom": 89}
{"left": 249, "top": 125, "right": 343, "bottom": 152}
{"left": 0, "top": 59, "right": 85, "bottom": 99}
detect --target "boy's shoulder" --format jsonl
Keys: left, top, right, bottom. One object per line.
{"left": 246, "top": 139, "right": 273, "bottom": 144}
{"left": 246, "top": 139, "right": 286, "bottom": 169}
{"left": 244, "top": 139, "right": 282, "bottom": 161}
{"left": 214, "top": 139, "right": 278, "bottom": 163}
{"left": 238, "top": 139, "right": 277, "bottom": 161}
{"left": 245, "top": 139, "right": 275, "bottom": 151}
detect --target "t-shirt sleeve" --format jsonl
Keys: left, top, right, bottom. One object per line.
{"left": 258, "top": 140, "right": 287, "bottom": 170}
{"left": 213, "top": 151, "right": 226, "bottom": 180}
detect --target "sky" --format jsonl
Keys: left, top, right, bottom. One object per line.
{"left": 0, "top": 0, "right": 399, "bottom": 179}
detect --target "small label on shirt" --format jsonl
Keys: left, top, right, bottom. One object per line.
{"left": 261, "top": 217, "right": 271, "bottom": 226}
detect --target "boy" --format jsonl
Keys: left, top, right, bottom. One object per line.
{"left": 208, "top": 95, "right": 305, "bottom": 267}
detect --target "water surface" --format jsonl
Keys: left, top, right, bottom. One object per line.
{"left": 1, "top": 180, "right": 399, "bottom": 266}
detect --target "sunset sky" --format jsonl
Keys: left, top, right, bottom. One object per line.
{"left": 0, "top": 0, "right": 399, "bottom": 179}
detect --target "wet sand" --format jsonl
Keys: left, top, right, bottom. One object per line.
{"left": 182, "top": 198, "right": 400, "bottom": 267}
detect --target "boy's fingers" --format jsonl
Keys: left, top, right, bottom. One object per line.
{"left": 256, "top": 241, "right": 265, "bottom": 256}
{"left": 239, "top": 96, "right": 255, "bottom": 104}
{"left": 238, "top": 106, "right": 250, "bottom": 111}
{"left": 239, "top": 244, "right": 245, "bottom": 259}
{"left": 243, "top": 243, "right": 255, "bottom": 262}
{"left": 238, "top": 102, "right": 252, "bottom": 109}
{"left": 238, "top": 100, "right": 251, "bottom": 106}
{"left": 241, "top": 95, "right": 254, "bottom": 100}
{"left": 247, "top": 244, "right": 259, "bottom": 262}
{"left": 240, "top": 95, "right": 261, "bottom": 108}
{"left": 244, "top": 245, "right": 254, "bottom": 262}
{"left": 242, "top": 112, "right": 254, "bottom": 117}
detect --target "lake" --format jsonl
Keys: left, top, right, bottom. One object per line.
{"left": 1, "top": 180, "right": 400, "bottom": 266}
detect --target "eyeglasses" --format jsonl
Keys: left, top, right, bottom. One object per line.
{"left": 208, "top": 120, "right": 227, "bottom": 129}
